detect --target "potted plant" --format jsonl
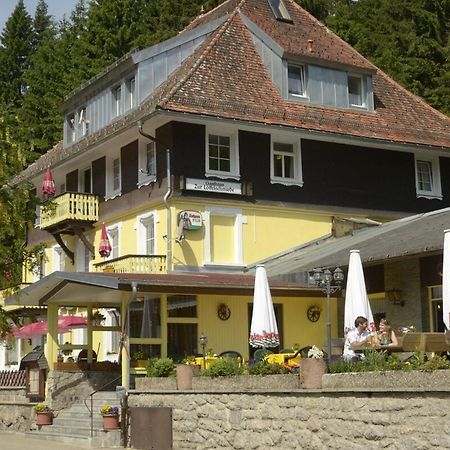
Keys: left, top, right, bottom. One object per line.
{"left": 300, "top": 345, "right": 327, "bottom": 389}
{"left": 90, "top": 310, "right": 106, "bottom": 326}
{"left": 34, "top": 403, "right": 53, "bottom": 426}
{"left": 100, "top": 405, "right": 120, "bottom": 431}
{"left": 131, "top": 350, "right": 147, "bottom": 367}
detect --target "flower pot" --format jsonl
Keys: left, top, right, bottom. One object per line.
{"left": 176, "top": 364, "right": 194, "bottom": 390}
{"left": 300, "top": 358, "right": 327, "bottom": 389}
{"left": 36, "top": 411, "right": 53, "bottom": 426}
{"left": 102, "top": 414, "right": 120, "bottom": 431}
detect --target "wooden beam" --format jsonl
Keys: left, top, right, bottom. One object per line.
{"left": 73, "top": 225, "right": 95, "bottom": 255}
{"left": 53, "top": 233, "right": 75, "bottom": 265}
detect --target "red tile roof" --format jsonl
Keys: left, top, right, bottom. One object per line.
{"left": 13, "top": 0, "right": 450, "bottom": 184}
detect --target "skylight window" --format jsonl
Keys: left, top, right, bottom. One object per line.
{"left": 267, "top": 0, "right": 293, "bottom": 23}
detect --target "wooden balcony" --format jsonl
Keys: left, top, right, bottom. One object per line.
{"left": 40, "top": 192, "right": 99, "bottom": 232}
{"left": 94, "top": 255, "right": 167, "bottom": 274}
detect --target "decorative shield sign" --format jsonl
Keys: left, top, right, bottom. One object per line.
{"left": 179, "top": 211, "right": 202, "bottom": 230}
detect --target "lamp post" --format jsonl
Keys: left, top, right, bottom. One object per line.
{"left": 199, "top": 333, "right": 208, "bottom": 369}
{"left": 312, "top": 267, "right": 345, "bottom": 361}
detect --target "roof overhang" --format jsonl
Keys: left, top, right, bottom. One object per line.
{"left": 5, "top": 271, "right": 321, "bottom": 308}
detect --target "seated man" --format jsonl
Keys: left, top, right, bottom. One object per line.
{"left": 343, "top": 316, "right": 371, "bottom": 360}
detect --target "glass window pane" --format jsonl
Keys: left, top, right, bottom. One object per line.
{"left": 130, "top": 344, "right": 160, "bottom": 360}
{"left": 130, "top": 297, "right": 161, "bottom": 338}
{"left": 417, "top": 160, "right": 432, "bottom": 191}
{"left": 209, "top": 158, "right": 219, "bottom": 171}
{"left": 274, "top": 142, "right": 293, "bottom": 153}
{"left": 288, "top": 66, "right": 304, "bottom": 96}
{"left": 274, "top": 154, "right": 283, "bottom": 177}
{"left": 209, "top": 135, "right": 218, "bottom": 145}
{"left": 285, "top": 155, "right": 294, "bottom": 178}
{"left": 220, "top": 159, "right": 230, "bottom": 172}
{"left": 168, "top": 323, "right": 197, "bottom": 362}
{"left": 348, "top": 76, "right": 362, "bottom": 106}
{"left": 168, "top": 295, "right": 197, "bottom": 317}
{"left": 209, "top": 145, "right": 219, "bottom": 158}
{"left": 218, "top": 136, "right": 230, "bottom": 147}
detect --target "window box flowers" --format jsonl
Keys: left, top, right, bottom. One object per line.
{"left": 100, "top": 405, "right": 120, "bottom": 431}
{"left": 34, "top": 403, "right": 53, "bottom": 426}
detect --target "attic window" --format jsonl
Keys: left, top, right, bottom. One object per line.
{"left": 267, "top": 0, "right": 293, "bottom": 23}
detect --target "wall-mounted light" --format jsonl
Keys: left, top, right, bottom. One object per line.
{"left": 386, "top": 289, "right": 404, "bottom": 307}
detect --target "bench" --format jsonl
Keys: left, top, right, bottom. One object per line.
{"left": 401, "top": 332, "right": 450, "bottom": 353}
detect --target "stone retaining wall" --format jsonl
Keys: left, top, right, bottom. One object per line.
{"left": 46, "top": 370, "right": 121, "bottom": 411}
{"left": 129, "top": 371, "right": 450, "bottom": 449}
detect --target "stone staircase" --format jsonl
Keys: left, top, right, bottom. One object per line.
{"left": 25, "top": 391, "right": 123, "bottom": 448}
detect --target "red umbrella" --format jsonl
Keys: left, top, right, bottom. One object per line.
{"left": 12, "top": 316, "right": 88, "bottom": 339}
{"left": 99, "top": 223, "right": 112, "bottom": 258}
{"left": 42, "top": 167, "right": 56, "bottom": 199}
{"left": 58, "top": 316, "right": 88, "bottom": 333}
{"left": 12, "top": 322, "right": 47, "bottom": 339}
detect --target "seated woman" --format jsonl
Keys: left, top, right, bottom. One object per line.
{"left": 377, "top": 319, "right": 398, "bottom": 347}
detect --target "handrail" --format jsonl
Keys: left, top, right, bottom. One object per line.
{"left": 83, "top": 374, "right": 123, "bottom": 438}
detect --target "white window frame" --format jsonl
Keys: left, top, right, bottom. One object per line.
{"left": 136, "top": 211, "right": 158, "bottom": 255}
{"left": 348, "top": 74, "right": 366, "bottom": 109}
{"left": 138, "top": 140, "right": 157, "bottom": 187}
{"left": 52, "top": 245, "right": 65, "bottom": 272}
{"left": 66, "top": 113, "right": 76, "bottom": 144}
{"left": 106, "top": 154, "right": 121, "bottom": 200}
{"left": 205, "top": 126, "right": 240, "bottom": 180}
{"left": 203, "top": 206, "right": 245, "bottom": 267}
{"left": 78, "top": 106, "right": 89, "bottom": 138}
{"left": 126, "top": 76, "right": 136, "bottom": 111}
{"left": 270, "top": 134, "right": 303, "bottom": 187}
{"left": 76, "top": 237, "right": 92, "bottom": 272}
{"left": 112, "top": 85, "right": 122, "bottom": 118}
{"left": 414, "top": 154, "right": 442, "bottom": 199}
{"left": 288, "top": 64, "right": 307, "bottom": 99}
{"left": 106, "top": 223, "right": 121, "bottom": 260}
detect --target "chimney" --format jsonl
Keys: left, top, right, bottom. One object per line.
{"left": 307, "top": 39, "right": 314, "bottom": 53}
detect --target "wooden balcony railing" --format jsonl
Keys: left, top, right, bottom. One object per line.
{"left": 93, "top": 255, "right": 167, "bottom": 274}
{"left": 40, "top": 192, "right": 99, "bottom": 230}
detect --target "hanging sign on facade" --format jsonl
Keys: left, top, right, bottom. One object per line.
{"left": 185, "top": 178, "right": 242, "bottom": 195}
{"left": 179, "top": 210, "right": 203, "bottom": 230}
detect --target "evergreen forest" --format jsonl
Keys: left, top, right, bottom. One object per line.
{"left": 0, "top": 0, "right": 448, "bottom": 287}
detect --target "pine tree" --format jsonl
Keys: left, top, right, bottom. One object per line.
{"left": 32, "top": 0, "right": 52, "bottom": 51}
{"left": 0, "top": 0, "right": 34, "bottom": 110}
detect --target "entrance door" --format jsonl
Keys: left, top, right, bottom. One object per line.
{"left": 247, "top": 303, "right": 283, "bottom": 359}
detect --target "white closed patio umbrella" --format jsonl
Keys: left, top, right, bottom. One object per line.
{"left": 344, "top": 250, "right": 374, "bottom": 334}
{"left": 249, "top": 265, "right": 280, "bottom": 348}
{"left": 442, "top": 230, "right": 450, "bottom": 331}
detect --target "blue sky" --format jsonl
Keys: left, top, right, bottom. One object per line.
{"left": 1, "top": 0, "right": 80, "bottom": 33}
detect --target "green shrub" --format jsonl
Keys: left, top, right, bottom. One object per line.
{"left": 146, "top": 358, "right": 175, "bottom": 377}
{"left": 249, "top": 359, "right": 289, "bottom": 375}
{"left": 418, "top": 354, "right": 450, "bottom": 371}
{"left": 200, "top": 358, "right": 243, "bottom": 377}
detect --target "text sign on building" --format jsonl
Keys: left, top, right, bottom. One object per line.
{"left": 179, "top": 210, "right": 202, "bottom": 230}
{"left": 185, "top": 178, "right": 242, "bottom": 195}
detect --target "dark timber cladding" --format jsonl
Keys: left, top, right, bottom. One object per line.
{"left": 163, "top": 121, "right": 449, "bottom": 213}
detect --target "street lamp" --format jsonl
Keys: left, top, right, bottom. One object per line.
{"left": 312, "top": 267, "right": 345, "bottom": 361}
{"left": 199, "top": 333, "right": 208, "bottom": 369}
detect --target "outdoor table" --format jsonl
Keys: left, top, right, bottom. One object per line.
{"left": 265, "top": 352, "right": 300, "bottom": 367}
{"left": 187, "top": 355, "right": 221, "bottom": 369}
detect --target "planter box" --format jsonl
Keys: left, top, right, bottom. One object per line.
{"left": 135, "top": 377, "right": 177, "bottom": 390}
{"left": 134, "top": 374, "right": 299, "bottom": 391}
{"left": 322, "top": 369, "right": 450, "bottom": 390}
{"left": 192, "top": 374, "right": 299, "bottom": 391}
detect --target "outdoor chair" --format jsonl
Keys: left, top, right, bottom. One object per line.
{"left": 219, "top": 351, "right": 243, "bottom": 365}
{"left": 253, "top": 348, "right": 273, "bottom": 362}
{"left": 77, "top": 349, "right": 97, "bottom": 362}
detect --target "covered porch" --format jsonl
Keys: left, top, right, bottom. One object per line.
{"left": 5, "top": 271, "right": 320, "bottom": 389}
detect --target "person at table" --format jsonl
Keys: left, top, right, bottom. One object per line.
{"left": 343, "top": 316, "right": 371, "bottom": 360}
{"left": 377, "top": 318, "right": 398, "bottom": 347}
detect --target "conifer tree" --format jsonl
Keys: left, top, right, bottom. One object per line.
{"left": 0, "top": 0, "right": 34, "bottom": 110}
